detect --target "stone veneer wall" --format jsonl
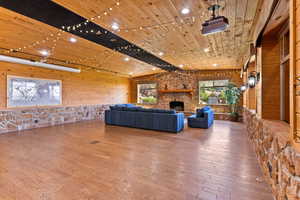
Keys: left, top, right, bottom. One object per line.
{"left": 244, "top": 109, "right": 300, "bottom": 200}
{"left": 0, "top": 104, "right": 112, "bottom": 134}
{"left": 131, "top": 69, "right": 243, "bottom": 114}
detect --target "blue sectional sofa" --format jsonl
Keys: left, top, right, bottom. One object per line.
{"left": 105, "top": 104, "right": 184, "bottom": 133}
{"left": 187, "top": 106, "right": 214, "bottom": 129}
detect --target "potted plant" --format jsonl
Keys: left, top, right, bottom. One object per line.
{"left": 224, "top": 83, "right": 242, "bottom": 121}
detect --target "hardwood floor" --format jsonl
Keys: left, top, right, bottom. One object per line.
{"left": 0, "top": 120, "right": 273, "bottom": 200}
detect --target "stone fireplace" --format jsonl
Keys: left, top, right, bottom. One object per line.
{"left": 170, "top": 101, "right": 184, "bottom": 111}
{"left": 132, "top": 70, "right": 242, "bottom": 114}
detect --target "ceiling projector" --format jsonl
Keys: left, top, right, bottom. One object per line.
{"left": 201, "top": 4, "right": 229, "bottom": 35}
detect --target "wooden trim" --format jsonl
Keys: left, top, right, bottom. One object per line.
{"left": 290, "top": 0, "right": 300, "bottom": 150}
{"left": 159, "top": 89, "right": 193, "bottom": 95}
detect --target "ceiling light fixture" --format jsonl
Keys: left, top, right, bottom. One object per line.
{"left": 181, "top": 8, "right": 190, "bottom": 15}
{"left": 204, "top": 48, "right": 210, "bottom": 52}
{"left": 124, "top": 57, "right": 130, "bottom": 62}
{"left": 129, "top": 72, "right": 133, "bottom": 75}
{"left": 69, "top": 37, "right": 77, "bottom": 43}
{"left": 158, "top": 52, "right": 164, "bottom": 56}
{"left": 213, "top": 63, "right": 218, "bottom": 67}
{"left": 179, "top": 64, "right": 184, "bottom": 68}
{"left": 111, "top": 23, "right": 120, "bottom": 30}
{"left": 39, "top": 50, "right": 49, "bottom": 56}
{"left": 152, "top": 67, "right": 156, "bottom": 71}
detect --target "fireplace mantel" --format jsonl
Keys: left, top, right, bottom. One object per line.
{"left": 159, "top": 89, "right": 193, "bottom": 95}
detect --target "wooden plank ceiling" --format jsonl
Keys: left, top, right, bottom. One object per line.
{"left": 0, "top": 0, "right": 260, "bottom": 77}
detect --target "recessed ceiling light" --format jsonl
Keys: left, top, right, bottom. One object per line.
{"left": 129, "top": 72, "right": 133, "bottom": 75}
{"left": 152, "top": 67, "right": 156, "bottom": 71}
{"left": 69, "top": 37, "right": 77, "bottom": 43}
{"left": 124, "top": 57, "right": 130, "bottom": 61}
{"left": 213, "top": 63, "right": 218, "bottom": 67}
{"left": 158, "top": 52, "right": 164, "bottom": 56}
{"left": 111, "top": 23, "right": 119, "bottom": 30}
{"left": 39, "top": 50, "right": 49, "bottom": 56}
{"left": 181, "top": 8, "right": 190, "bottom": 15}
{"left": 179, "top": 64, "right": 184, "bottom": 68}
{"left": 204, "top": 48, "right": 210, "bottom": 52}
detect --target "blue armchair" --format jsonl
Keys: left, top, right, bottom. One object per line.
{"left": 188, "top": 106, "right": 214, "bottom": 128}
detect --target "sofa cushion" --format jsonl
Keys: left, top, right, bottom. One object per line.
{"left": 196, "top": 106, "right": 211, "bottom": 118}
{"left": 159, "top": 109, "right": 176, "bottom": 114}
{"left": 203, "top": 106, "right": 211, "bottom": 111}
{"left": 110, "top": 104, "right": 123, "bottom": 110}
{"left": 146, "top": 108, "right": 161, "bottom": 113}
{"left": 110, "top": 105, "right": 176, "bottom": 114}
{"left": 196, "top": 109, "right": 204, "bottom": 118}
{"left": 123, "top": 104, "right": 135, "bottom": 107}
{"left": 138, "top": 108, "right": 174, "bottom": 113}
{"left": 137, "top": 108, "right": 150, "bottom": 112}
{"left": 110, "top": 105, "right": 122, "bottom": 111}
{"left": 142, "top": 108, "right": 154, "bottom": 112}
{"left": 110, "top": 104, "right": 136, "bottom": 110}
{"left": 124, "top": 106, "right": 142, "bottom": 112}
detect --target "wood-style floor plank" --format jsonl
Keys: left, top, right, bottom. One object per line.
{"left": 0, "top": 120, "right": 273, "bottom": 200}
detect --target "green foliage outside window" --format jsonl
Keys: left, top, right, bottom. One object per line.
{"left": 199, "top": 80, "right": 228, "bottom": 105}
{"left": 199, "top": 80, "right": 242, "bottom": 120}
{"left": 140, "top": 96, "right": 157, "bottom": 104}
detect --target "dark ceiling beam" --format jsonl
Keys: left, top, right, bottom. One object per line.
{"left": 0, "top": 0, "right": 181, "bottom": 71}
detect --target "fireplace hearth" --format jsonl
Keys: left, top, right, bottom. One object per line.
{"left": 170, "top": 101, "right": 184, "bottom": 111}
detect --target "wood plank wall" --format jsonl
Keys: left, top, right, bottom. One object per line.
{"left": 0, "top": 62, "right": 131, "bottom": 109}
{"left": 261, "top": 35, "right": 281, "bottom": 120}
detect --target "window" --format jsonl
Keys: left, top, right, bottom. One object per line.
{"left": 280, "top": 29, "right": 289, "bottom": 60}
{"left": 199, "top": 80, "right": 229, "bottom": 105}
{"left": 7, "top": 76, "right": 62, "bottom": 107}
{"left": 279, "top": 25, "right": 290, "bottom": 123}
{"left": 12, "top": 80, "right": 37, "bottom": 101}
{"left": 137, "top": 83, "right": 157, "bottom": 104}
